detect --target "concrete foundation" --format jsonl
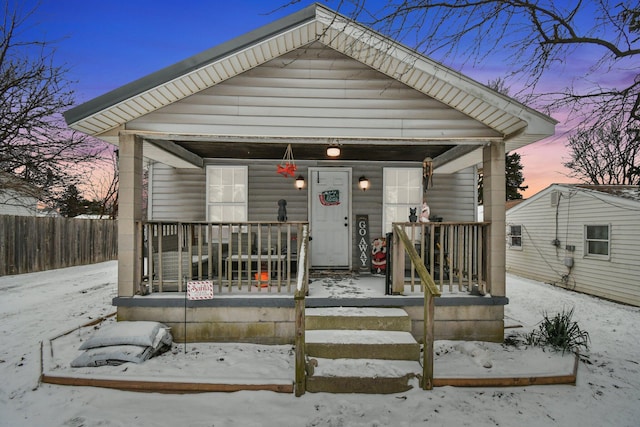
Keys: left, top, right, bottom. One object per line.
{"left": 115, "top": 295, "right": 507, "bottom": 344}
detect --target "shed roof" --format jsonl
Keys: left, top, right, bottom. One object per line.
{"left": 571, "top": 184, "right": 640, "bottom": 202}
{"left": 508, "top": 183, "right": 640, "bottom": 215}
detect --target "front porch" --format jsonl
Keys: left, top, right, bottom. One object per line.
{"left": 115, "top": 219, "right": 505, "bottom": 344}
{"left": 137, "top": 220, "right": 489, "bottom": 296}
{"left": 115, "top": 275, "right": 506, "bottom": 345}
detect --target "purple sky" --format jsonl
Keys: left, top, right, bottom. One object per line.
{"left": 18, "top": 0, "right": 598, "bottom": 197}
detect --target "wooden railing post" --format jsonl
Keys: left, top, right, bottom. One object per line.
{"left": 424, "top": 291, "right": 435, "bottom": 390}
{"left": 294, "top": 225, "right": 309, "bottom": 396}
{"left": 294, "top": 292, "right": 306, "bottom": 396}
{"left": 393, "top": 224, "right": 441, "bottom": 391}
{"left": 392, "top": 230, "right": 405, "bottom": 294}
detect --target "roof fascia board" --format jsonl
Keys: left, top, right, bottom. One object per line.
{"left": 63, "top": 4, "right": 319, "bottom": 126}
{"left": 127, "top": 131, "right": 494, "bottom": 145}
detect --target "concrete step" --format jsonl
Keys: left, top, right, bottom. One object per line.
{"left": 306, "top": 358, "right": 423, "bottom": 394}
{"left": 305, "top": 329, "right": 420, "bottom": 360}
{"left": 305, "top": 307, "right": 412, "bottom": 332}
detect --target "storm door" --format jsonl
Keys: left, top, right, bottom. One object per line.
{"left": 309, "top": 168, "right": 351, "bottom": 268}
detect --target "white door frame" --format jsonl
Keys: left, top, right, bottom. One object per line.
{"left": 308, "top": 167, "right": 352, "bottom": 269}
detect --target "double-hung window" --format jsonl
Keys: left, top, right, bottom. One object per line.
{"left": 383, "top": 168, "right": 423, "bottom": 234}
{"left": 585, "top": 225, "right": 610, "bottom": 258}
{"left": 206, "top": 166, "right": 248, "bottom": 222}
{"left": 508, "top": 225, "right": 522, "bottom": 249}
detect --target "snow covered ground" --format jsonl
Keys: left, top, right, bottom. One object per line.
{"left": 1, "top": 261, "right": 639, "bottom": 426}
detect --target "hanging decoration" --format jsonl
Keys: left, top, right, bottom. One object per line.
{"left": 423, "top": 157, "right": 434, "bottom": 190}
{"left": 277, "top": 144, "right": 297, "bottom": 178}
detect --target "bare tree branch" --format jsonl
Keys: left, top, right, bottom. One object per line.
{"left": 0, "top": 0, "right": 108, "bottom": 210}
{"left": 278, "top": 0, "right": 639, "bottom": 180}
{"left": 563, "top": 114, "right": 640, "bottom": 185}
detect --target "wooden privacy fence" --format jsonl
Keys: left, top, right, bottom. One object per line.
{"left": 0, "top": 215, "right": 117, "bottom": 276}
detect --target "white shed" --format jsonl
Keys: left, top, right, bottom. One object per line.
{"left": 506, "top": 184, "right": 640, "bottom": 306}
{"left": 0, "top": 172, "right": 40, "bottom": 216}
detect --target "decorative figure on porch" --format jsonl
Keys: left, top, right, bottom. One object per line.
{"left": 371, "top": 237, "right": 387, "bottom": 274}
{"left": 277, "top": 199, "right": 287, "bottom": 222}
{"left": 420, "top": 201, "right": 430, "bottom": 223}
{"left": 409, "top": 207, "right": 417, "bottom": 222}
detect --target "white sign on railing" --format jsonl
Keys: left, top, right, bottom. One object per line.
{"left": 187, "top": 281, "right": 214, "bottom": 300}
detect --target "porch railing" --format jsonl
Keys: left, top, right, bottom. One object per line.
{"left": 392, "top": 222, "right": 489, "bottom": 295}
{"left": 139, "top": 221, "right": 307, "bottom": 294}
{"left": 393, "top": 224, "right": 440, "bottom": 390}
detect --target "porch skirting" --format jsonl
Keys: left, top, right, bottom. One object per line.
{"left": 113, "top": 296, "right": 508, "bottom": 344}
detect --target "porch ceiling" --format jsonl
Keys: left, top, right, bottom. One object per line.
{"left": 157, "top": 139, "right": 460, "bottom": 162}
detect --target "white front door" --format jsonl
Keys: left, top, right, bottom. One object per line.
{"left": 309, "top": 168, "right": 351, "bottom": 268}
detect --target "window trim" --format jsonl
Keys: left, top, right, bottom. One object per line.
{"left": 382, "top": 167, "right": 423, "bottom": 235}
{"left": 584, "top": 224, "right": 611, "bottom": 260}
{"left": 508, "top": 224, "right": 523, "bottom": 250}
{"left": 205, "top": 165, "right": 248, "bottom": 223}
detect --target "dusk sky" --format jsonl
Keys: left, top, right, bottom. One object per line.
{"left": 16, "top": 0, "right": 596, "bottom": 198}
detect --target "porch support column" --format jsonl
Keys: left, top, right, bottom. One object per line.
{"left": 482, "top": 141, "right": 506, "bottom": 297}
{"left": 118, "top": 132, "right": 143, "bottom": 297}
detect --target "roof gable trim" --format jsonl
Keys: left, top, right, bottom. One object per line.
{"left": 65, "top": 3, "right": 556, "bottom": 146}
{"left": 64, "top": 4, "right": 320, "bottom": 126}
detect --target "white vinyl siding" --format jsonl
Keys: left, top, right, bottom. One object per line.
{"left": 383, "top": 168, "right": 423, "bottom": 234}
{"left": 585, "top": 225, "right": 610, "bottom": 258}
{"left": 149, "top": 161, "right": 477, "bottom": 269}
{"left": 129, "top": 43, "right": 498, "bottom": 141}
{"left": 206, "top": 166, "right": 248, "bottom": 222}
{"left": 148, "top": 164, "right": 206, "bottom": 221}
{"left": 506, "top": 184, "right": 640, "bottom": 306}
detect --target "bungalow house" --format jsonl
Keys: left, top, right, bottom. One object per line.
{"left": 506, "top": 184, "right": 640, "bottom": 307}
{"left": 63, "top": 4, "right": 556, "bottom": 346}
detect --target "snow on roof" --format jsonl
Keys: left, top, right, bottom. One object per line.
{"left": 571, "top": 184, "right": 640, "bottom": 202}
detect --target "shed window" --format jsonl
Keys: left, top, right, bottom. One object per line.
{"left": 508, "top": 225, "right": 522, "bottom": 249}
{"left": 383, "top": 168, "right": 423, "bottom": 234}
{"left": 585, "top": 225, "right": 610, "bottom": 257}
{"left": 206, "top": 166, "right": 248, "bottom": 222}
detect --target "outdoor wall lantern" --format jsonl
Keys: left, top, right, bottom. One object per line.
{"left": 326, "top": 145, "right": 341, "bottom": 157}
{"left": 358, "top": 176, "right": 370, "bottom": 191}
{"left": 295, "top": 175, "right": 305, "bottom": 190}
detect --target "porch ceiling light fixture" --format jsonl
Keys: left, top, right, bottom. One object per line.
{"left": 358, "top": 176, "right": 370, "bottom": 191}
{"left": 295, "top": 175, "right": 305, "bottom": 190}
{"left": 326, "top": 145, "right": 341, "bottom": 157}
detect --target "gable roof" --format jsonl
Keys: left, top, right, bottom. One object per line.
{"left": 571, "top": 184, "right": 640, "bottom": 202}
{"left": 64, "top": 3, "right": 556, "bottom": 171}
{"left": 508, "top": 183, "right": 640, "bottom": 215}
